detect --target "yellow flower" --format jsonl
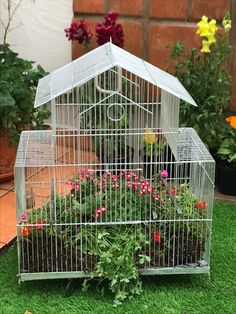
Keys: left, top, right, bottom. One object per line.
{"left": 226, "top": 116, "right": 236, "bottom": 129}
{"left": 201, "top": 40, "right": 211, "bottom": 53}
{"left": 207, "top": 34, "right": 216, "bottom": 45}
{"left": 222, "top": 15, "right": 232, "bottom": 33}
{"left": 209, "top": 19, "right": 217, "bottom": 34}
{"left": 197, "top": 16, "right": 210, "bottom": 37}
{"left": 144, "top": 128, "right": 156, "bottom": 144}
{"left": 224, "top": 22, "right": 231, "bottom": 32}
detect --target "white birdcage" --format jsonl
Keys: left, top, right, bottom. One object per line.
{"left": 15, "top": 43, "right": 215, "bottom": 285}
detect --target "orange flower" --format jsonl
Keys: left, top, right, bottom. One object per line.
{"left": 21, "top": 226, "right": 32, "bottom": 237}
{"left": 194, "top": 200, "right": 207, "bottom": 209}
{"left": 226, "top": 116, "right": 236, "bottom": 129}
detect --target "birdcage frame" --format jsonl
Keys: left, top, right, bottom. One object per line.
{"left": 15, "top": 43, "right": 215, "bottom": 283}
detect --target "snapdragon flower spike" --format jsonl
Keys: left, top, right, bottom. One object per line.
{"left": 64, "top": 20, "right": 92, "bottom": 44}
{"left": 95, "top": 11, "right": 124, "bottom": 47}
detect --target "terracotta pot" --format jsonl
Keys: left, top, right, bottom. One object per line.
{"left": 0, "top": 129, "right": 17, "bottom": 182}
{"left": 217, "top": 161, "right": 236, "bottom": 196}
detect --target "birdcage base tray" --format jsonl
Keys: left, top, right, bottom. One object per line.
{"left": 18, "top": 266, "right": 209, "bottom": 282}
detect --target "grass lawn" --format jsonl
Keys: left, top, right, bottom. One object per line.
{"left": 0, "top": 201, "right": 235, "bottom": 314}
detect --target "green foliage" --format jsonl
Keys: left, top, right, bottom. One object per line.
{"left": 0, "top": 44, "right": 50, "bottom": 145}
{"left": 166, "top": 27, "right": 232, "bottom": 151}
{"left": 144, "top": 140, "right": 166, "bottom": 158}
{"left": 217, "top": 124, "right": 236, "bottom": 165}
{"left": 76, "top": 225, "right": 149, "bottom": 305}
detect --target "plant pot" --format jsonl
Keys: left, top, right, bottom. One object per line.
{"left": 0, "top": 129, "right": 17, "bottom": 182}
{"left": 217, "top": 161, "right": 236, "bottom": 196}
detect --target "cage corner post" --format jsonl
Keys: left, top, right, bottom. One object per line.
{"left": 15, "top": 165, "right": 26, "bottom": 279}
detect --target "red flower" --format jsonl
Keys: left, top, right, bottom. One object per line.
{"left": 171, "top": 188, "right": 177, "bottom": 196}
{"left": 95, "top": 11, "right": 124, "bottom": 47}
{"left": 64, "top": 20, "right": 92, "bottom": 44}
{"left": 153, "top": 231, "right": 161, "bottom": 243}
{"left": 35, "top": 221, "right": 43, "bottom": 230}
{"left": 21, "top": 226, "right": 32, "bottom": 237}
{"left": 194, "top": 200, "right": 207, "bottom": 209}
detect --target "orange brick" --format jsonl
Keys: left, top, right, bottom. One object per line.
{"left": 148, "top": 23, "right": 201, "bottom": 69}
{"left": 150, "top": 0, "right": 188, "bottom": 19}
{"left": 191, "top": 0, "right": 230, "bottom": 21}
{"left": 119, "top": 19, "right": 143, "bottom": 58}
{"left": 231, "top": 54, "right": 236, "bottom": 111}
{"left": 73, "top": 0, "right": 104, "bottom": 14}
{"left": 109, "top": 0, "right": 143, "bottom": 16}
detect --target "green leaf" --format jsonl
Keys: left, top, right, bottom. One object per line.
{"left": 0, "top": 90, "right": 15, "bottom": 107}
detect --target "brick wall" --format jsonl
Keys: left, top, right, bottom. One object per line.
{"left": 72, "top": 0, "right": 236, "bottom": 111}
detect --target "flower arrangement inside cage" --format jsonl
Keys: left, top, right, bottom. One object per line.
{"left": 19, "top": 168, "right": 208, "bottom": 302}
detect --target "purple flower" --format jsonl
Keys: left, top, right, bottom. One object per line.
{"left": 64, "top": 20, "right": 92, "bottom": 45}
{"left": 161, "top": 170, "right": 168, "bottom": 179}
{"left": 95, "top": 11, "right": 124, "bottom": 47}
{"left": 20, "top": 212, "right": 29, "bottom": 222}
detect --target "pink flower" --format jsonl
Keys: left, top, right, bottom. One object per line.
{"left": 93, "top": 206, "right": 107, "bottom": 219}
{"left": 20, "top": 212, "right": 29, "bottom": 223}
{"left": 102, "top": 172, "right": 111, "bottom": 179}
{"left": 111, "top": 175, "right": 119, "bottom": 182}
{"left": 152, "top": 193, "right": 160, "bottom": 202}
{"left": 161, "top": 170, "right": 168, "bottom": 179}
{"left": 35, "top": 221, "right": 43, "bottom": 230}
{"left": 127, "top": 182, "right": 132, "bottom": 188}
{"left": 111, "top": 184, "right": 120, "bottom": 189}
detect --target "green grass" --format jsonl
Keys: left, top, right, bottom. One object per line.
{"left": 0, "top": 201, "right": 235, "bottom": 314}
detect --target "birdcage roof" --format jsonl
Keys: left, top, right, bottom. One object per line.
{"left": 34, "top": 42, "right": 197, "bottom": 108}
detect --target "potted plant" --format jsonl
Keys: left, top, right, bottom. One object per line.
{"left": 217, "top": 115, "right": 236, "bottom": 195}
{"left": 0, "top": 44, "right": 50, "bottom": 182}
{"left": 166, "top": 13, "right": 232, "bottom": 155}
{"left": 0, "top": 0, "right": 50, "bottom": 182}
